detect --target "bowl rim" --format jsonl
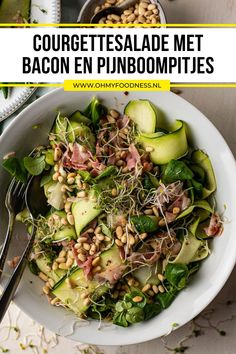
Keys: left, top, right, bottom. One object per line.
{"left": 1, "top": 88, "right": 236, "bottom": 345}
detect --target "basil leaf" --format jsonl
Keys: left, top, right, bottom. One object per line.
{"left": 2, "top": 157, "right": 27, "bottom": 182}
{"left": 28, "top": 260, "right": 40, "bottom": 275}
{"left": 144, "top": 303, "right": 162, "bottom": 320}
{"left": 126, "top": 307, "right": 145, "bottom": 324}
{"left": 163, "top": 160, "right": 194, "bottom": 184}
{"left": 165, "top": 263, "right": 189, "bottom": 290}
{"left": 131, "top": 215, "right": 159, "bottom": 233}
{"left": 24, "top": 155, "right": 46, "bottom": 176}
{"left": 77, "top": 170, "right": 93, "bottom": 182}
{"left": 113, "top": 311, "right": 129, "bottom": 327}
{"left": 156, "top": 290, "right": 178, "bottom": 309}
{"left": 83, "top": 97, "right": 107, "bottom": 127}
{"left": 95, "top": 166, "right": 118, "bottom": 181}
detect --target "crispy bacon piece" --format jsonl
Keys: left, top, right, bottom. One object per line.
{"left": 126, "top": 143, "right": 141, "bottom": 171}
{"left": 95, "top": 264, "right": 127, "bottom": 285}
{"left": 204, "top": 213, "right": 223, "bottom": 237}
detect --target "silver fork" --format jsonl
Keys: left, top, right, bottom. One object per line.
{"left": 0, "top": 178, "right": 27, "bottom": 281}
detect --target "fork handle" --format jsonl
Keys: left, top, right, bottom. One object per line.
{"left": 0, "top": 211, "right": 15, "bottom": 281}
{"left": 0, "top": 227, "right": 35, "bottom": 323}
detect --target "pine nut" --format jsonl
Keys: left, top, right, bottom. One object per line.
{"left": 115, "top": 239, "right": 123, "bottom": 247}
{"left": 148, "top": 3, "right": 156, "bottom": 11}
{"left": 145, "top": 146, "right": 154, "bottom": 152}
{"left": 95, "top": 226, "right": 101, "bottom": 234}
{"left": 152, "top": 285, "right": 159, "bottom": 294}
{"left": 124, "top": 9, "right": 132, "bottom": 15}
{"left": 83, "top": 298, "right": 91, "bottom": 307}
{"left": 140, "top": 2, "right": 148, "bottom": 9}
{"left": 140, "top": 232, "right": 148, "bottom": 240}
{"left": 52, "top": 262, "right": 58, "bottom": 271}
{"left": 158, "top": 273, "right": 165, "bottom": 282}
{"left": 152, "top": 207, "right": 159, "bottom": 217}
{"left": 59, "top": 263, "right": 69, "bottom": 270}
{"left": 87, "top": 228, "right": 94, "bottom": 233}
{"left": 128, "top": 234, "right": 135, "bottom": 246}
{"left": 127, "top": 13, "right": 135, "bottom": 22}
{"left": 132, "top": 296, "right": 143, "bottom": 303}
{"left": 39, "top": 272, "right": 48, "bottom": 282}
{"left": 78, "top": 237, "right": 88, "bottom": 243}
{"left": 116, "top": 159, "right": 124, "bottom": 166}
{"left": 94, "top": 5, "right": 100, "bottom": 14}
{"left": 56, "top": 257, "right": 66, "bottom": 263}
{"left": 51, "top": 297, "right": 59, "bottom": 305}
{"left": 144, "top": 208, "right": 153, "bottom": 215}
{"left": 111, "top": 188, "right": 118, "bottom": 197}
{"left": 138, "top": 6, "right": 146, "bottom": 15}
{"left": 83, "top": 243, "right": 91, "bottom": 251}
{"left": 158, "top": 285, "right": 165, "bottom": 293}
{"left": 66, "top": 258, "right": 74, "bottom": 267}
{"left": 77, "top": 191, "right": 87, "bottom": 198}
{"left": 67, "top": 177, "right": 75, "bottom": 185}
{"left": 59, "top": 250, "right": 66, "bottom": 258}
{"left": 142, "top": 284, "right": 151, "bottom": 292}
{"left": 109, "top": 109, "right": 119, "bottom": 118}
{"left": 144, "top": 10, "right": 152, "bottom": 17}
{"left": 58, "top": 176, "right": 64, "bottom": 184}
{"left": 116, "top": 226, "right": 123, "bottom": 238}
{"left": 128, "top": 278, "right": 135, "bottom": 286}
{"left": 67, "top": 213, "right": 75, "bottom": 225}
{"left": 65, "top": 202, "right": 72, "bottom": 213}
{"left": 92, "top": 266, "right": 102, "bottom": 274}
{"left": 121, "top": 234, "right": 127, "bottom": 244}
{"left": 92, "top": 256, "right": 100, "bottom": 267}
{"left": 173, "top": 207, "right": 180, "bottom": 214}
{"left": 48, "top": 278, "right": 55, "bottom": 288}
{"left": 43, "top": 286, "right": 50, "bottom": 294}
{"left": 96, "top": 234, "right": 105, "bottom": 241}
{"left": 159, "top": 218, "right": 166, "bottom": 227}
{"left": 52, "top": 172, "right": 59, "bottom": 181}
{"left": 78, "top": 253, "right": 87, "bottom": 262}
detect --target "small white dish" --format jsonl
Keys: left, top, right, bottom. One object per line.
{"left": 0, "top": 0, "right": 61, "bottom": 122}
{"left": 0, "top": 89, "right": 236, "bottom": 345}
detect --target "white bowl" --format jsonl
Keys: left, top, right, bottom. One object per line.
{"left": 0, "top": 90, "right": 236, "bottom": 346}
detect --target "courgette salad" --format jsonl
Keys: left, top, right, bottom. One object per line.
{"left": 4, "top": 98, "right": 223, "bottom": 328}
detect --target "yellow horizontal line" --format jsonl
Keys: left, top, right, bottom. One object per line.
{"left": 0, "top": 83, "right": 63, "bottom": 87}
{"left": 0, "top": 23, "right": 236, "bottom": 27}
{"left": 1, "top": 83, "right": 236, "bottom": 89}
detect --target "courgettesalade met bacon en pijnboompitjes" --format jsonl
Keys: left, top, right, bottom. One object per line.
{"left": 3, "top": 97, "right": 223, "bottom": 327}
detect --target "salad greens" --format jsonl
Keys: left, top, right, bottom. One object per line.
{"left": 2, "top": 97, "right": 223, "bottom": 328}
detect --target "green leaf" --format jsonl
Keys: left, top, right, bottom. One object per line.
{"left": 77, "top": 170, "right": 93, "bottom": 182}
{"left": 131, "top": 215, "right": 159, "bottom": 233}
{"left": 176, "top": 200, "right": 213, "bottom": 219}
{"left": 82, "top": 97, "right": 107, "bottom": 127}
{"left": 165, "top": 263, "right": 189, "bottom": 290}
{"left": 40, "top": 174, "right": 52, "bottom": 187}
{"left": 24, "top": 155, "right": 46, "bottom": 176}
{"left": 163, "top": 160, "right": 194, "bottom": 184}
{"left": 125, "top": 307, "right": 145, "bottom": 324}
{"left": 95, "top": 166, "right": 118, "bottom": 181}
{"left": 28, "top": 260, "right": 40, "bottom": 275}
{"left": 2, "top": 157, "right": 27, "bottom": 182}
{"left": 144, "top": 303, "right": 162, "bottom": 320}
{"left": 156, "top": 290, "right": 178, "bottom": 309}
{"left": 113, "top": 311, "right": 129, "bottom": 327}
